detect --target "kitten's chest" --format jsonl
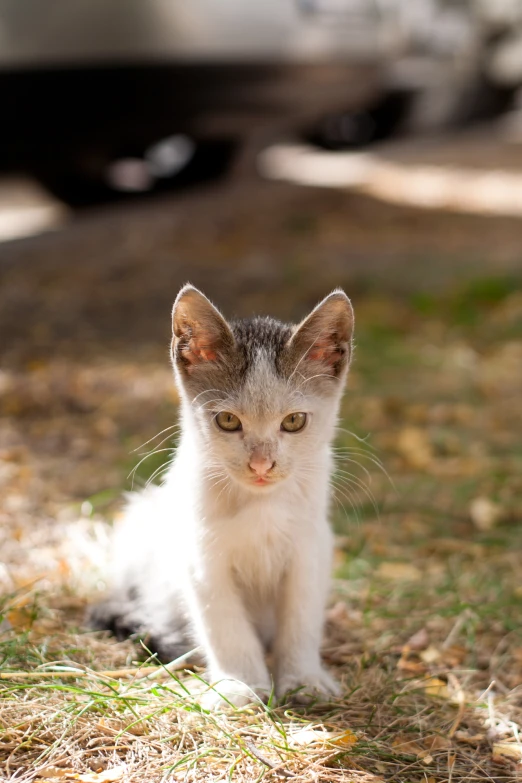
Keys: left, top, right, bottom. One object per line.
{"left": 225, "top": 498, "right": 294, "bottom": 593}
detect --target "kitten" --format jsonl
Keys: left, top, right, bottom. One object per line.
{"left": 91, "top": 284, "right": 354, "bottom": 708}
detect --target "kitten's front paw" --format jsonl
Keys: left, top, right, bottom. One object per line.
{"left": 277, "top": 668, "right": 341, "bottom": 705}
{"left": 202, "top": 677, "right": 270, "bottom": 711}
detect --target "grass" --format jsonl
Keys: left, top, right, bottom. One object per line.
{"left": 1, "top": 273, "right": 522, "bottom": 782}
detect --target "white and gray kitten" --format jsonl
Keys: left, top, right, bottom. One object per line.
{"left": 91, "top": 284, "right": 354, "bottom": 708}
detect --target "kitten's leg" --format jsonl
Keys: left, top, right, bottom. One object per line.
{"left": 187, "top": 567, "right": 271, "bottom": 709}
{"left": 274, "top": 529, "right": 340, "bottom": 703}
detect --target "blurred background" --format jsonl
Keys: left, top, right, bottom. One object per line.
{"left": 1, "top": 2, "right": 522, "bottom": 778}
{"left": 1, "top": 0, "right": 522, "bottom": 615}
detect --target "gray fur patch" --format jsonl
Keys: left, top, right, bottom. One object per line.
{"left": 230, "top": 317, "right": 293, "bottom": 379}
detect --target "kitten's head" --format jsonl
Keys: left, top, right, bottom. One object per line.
{"left": 171, "top": 285, "right": 354, "bottom": 492}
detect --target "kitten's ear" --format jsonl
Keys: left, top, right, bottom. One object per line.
{"left": 288, "top": 289, "right": 354, "bottom": 378}
{"left": 172, "top": 285, "right": 234, "bottom": 374}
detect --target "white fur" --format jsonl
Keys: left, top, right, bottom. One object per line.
{"left": 106, "top": 289, "right": 353, "bottom": 708}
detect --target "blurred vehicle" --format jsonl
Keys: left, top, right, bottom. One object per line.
{"left": 311, "top": 0, "right": 518, "bottom": 149}
{"left": 0, "top": 1, "right": 519, "bottom": 205}
{"left": 0, "top": 0, "right": 388, "bottom": 204}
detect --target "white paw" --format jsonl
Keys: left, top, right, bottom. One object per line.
{"left": 201, "top": 677, "right": 270, "bottom": 711}
{"left": 277, "top": 668, "right": 341, "bottom": 704}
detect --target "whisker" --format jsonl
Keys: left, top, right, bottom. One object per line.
{"left": 215, "top": 479, "right": 233, "bottom": 505}
{"left": 128, "top": 448, "right": 175, "bottom": 489}
{"left": 136, "top": 431, "right": 179, "bottom": 459}
{"left": 330, "top": 478, "right": 361, "bottom": 524}
{"left": 335, "top": 426, "right": 375, "bottom": 446}
{"left": 146, "top": 461, "right": 173, "bottom": 488}
{"left": 131, "top": 424, "right": 180, "bottom": 453}
{"left": 329, "top": 488, "right": 355, "bottom": 527}
{"left": 333, "top": 471, "right": 380, "bottom": 518}
{"left": 333, "top": 448, "right": 396, "bottom": 490}
{"left": 333, "top": 454, "right": 373, "bottom": 484}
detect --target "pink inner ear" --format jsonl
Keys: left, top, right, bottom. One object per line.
{"left": 188, "top": 338, "right": 217, "bottom": 362}
{"left": 179, "top": 332, "right": 217, "bottom": 370}
{"left": 307, "top": 336, "right": 341, "bottom": 366}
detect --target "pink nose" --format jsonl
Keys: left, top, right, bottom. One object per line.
{"left": 249, "top": 457, "right": 274, "bottom": 476}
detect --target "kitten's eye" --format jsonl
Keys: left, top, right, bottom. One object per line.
{"left": 281, "top": 412, "right": 307, "bottom": 433}
{"left": 215, "top": 411, "right": 242, "bottom": 432}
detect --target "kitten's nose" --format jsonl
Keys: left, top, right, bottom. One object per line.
{"left": 249, "top": 457, "right": 275, "bottom": 476}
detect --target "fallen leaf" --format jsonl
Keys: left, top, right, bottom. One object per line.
{"left": 406, "top": 628, "right": 429, "bottom": 651}
{"left": 423, "top": 677, "right": 450, "bottom": 699}
{"left": 455, "top": 731, "right": 485, "bottom": 746}
{"left": 326, "top": 601, "right": 351, "bottom": 626}
{"left": 421, "top": 538, "right": 485, "bottom": 559}
{"left": 333, "top": 548, "right": 346, "bottom": 569}
{"left": 397, "top": 655, "right": 427, "bottom": 674}
{"left": 36, "top": 767, "right": 125, "bottom": 783}
{"left": 376, "top": 562, "right": 422, "bottom": 581}
{"left": 290, "top": 727, "right": 357, "bottom": 748}
{"left": 419, "top": 645, "right": 441, "bottom": 664}
{"left": 492, "top": 741, "right": 522, "bottom": 761}
{"left": 469, "top": 496, "right": 502, "bottom": 531}
{"left": 396, "top": 427, "right": 433, "bottom": 469}
{"left": 425, "top": 734, "right": 451, "bottom": 751}
{"left": 392, "top": 735, "right": 425, "bottom": 756}
{"left": 440, "top": 645, "right": 468, "bottom": 668}
{"left": 7, "top": 608, "right": 35, "bottom": 631}
{"left": 79, "top": 772, "right": 124, "bottom": 783}
{"left": 330, "top": 729, "right": 358, "bottom": 748}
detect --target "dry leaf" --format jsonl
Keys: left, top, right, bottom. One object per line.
{"left": 492, "top": 741, "right": 522, "bottom": 761}
{"left": 440, "top": 644, "right": 468, "bottom": 668}
{"left": 469, "top": 496, "right": 502, "bottom": 531}
{"left": 406, "top": 627, "right": 429, "bottom": 651}
{"left": 419, "top": 645, "right": 441, "bottom": 664}
{"left": 423, "top": 677, "right": 450, "bottom": 699}
{"left": 392, "top": 735, "right": 425, "bottom": 756}
{"left": 290, "top": 727, "right": 357, "bottom": 749}
{"left": 326, "top": 601, "right": 351, "bottom": 626}
{"left": 376, "top": 562, "right": 422, "bottom": 581}
{"left": 396, "top": 427, "right": 433, "bottom": 469}
{"left": 330, "top": 729, "right": 358, "bottom": 748}
{"left": 425, "top": 734, "right": 451, "bottom": 751}
{"left": 397, "top": 655, "right": 427, "bottom": 674}
{"left": 7, "top": 608, "right": 34, "bottom": 631}
{"left": 333, "top": 548, "right": 346, "bottom": 569}
{"left": 290, "top": 728, "right": 331, "bottom": 747}
{"left": 36, "top": 767, "right": 125, "bottom": 783}
{"left": 455, "top": 732, "right": 485, "bottom": 746}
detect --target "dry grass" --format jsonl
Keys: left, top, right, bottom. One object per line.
{"left": 1, "top": 181, "right": 522, "bottom": 781}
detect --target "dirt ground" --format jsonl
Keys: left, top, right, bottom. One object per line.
{"left": 1, "top": 172, "right": 522, "bottom": 782}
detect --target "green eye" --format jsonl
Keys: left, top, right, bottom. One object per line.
{"left": 216, "top": 411, "right": 242, "bottom": 432}
{"left": 281, "top": 412, "right": 307, "bottom": 433}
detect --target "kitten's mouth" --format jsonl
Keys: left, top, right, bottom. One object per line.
{"left": 235, "top": 472, "right": 283, "bottom": 491}
{"left": 247, "top": 473, "right": 282, "bottom": 489}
